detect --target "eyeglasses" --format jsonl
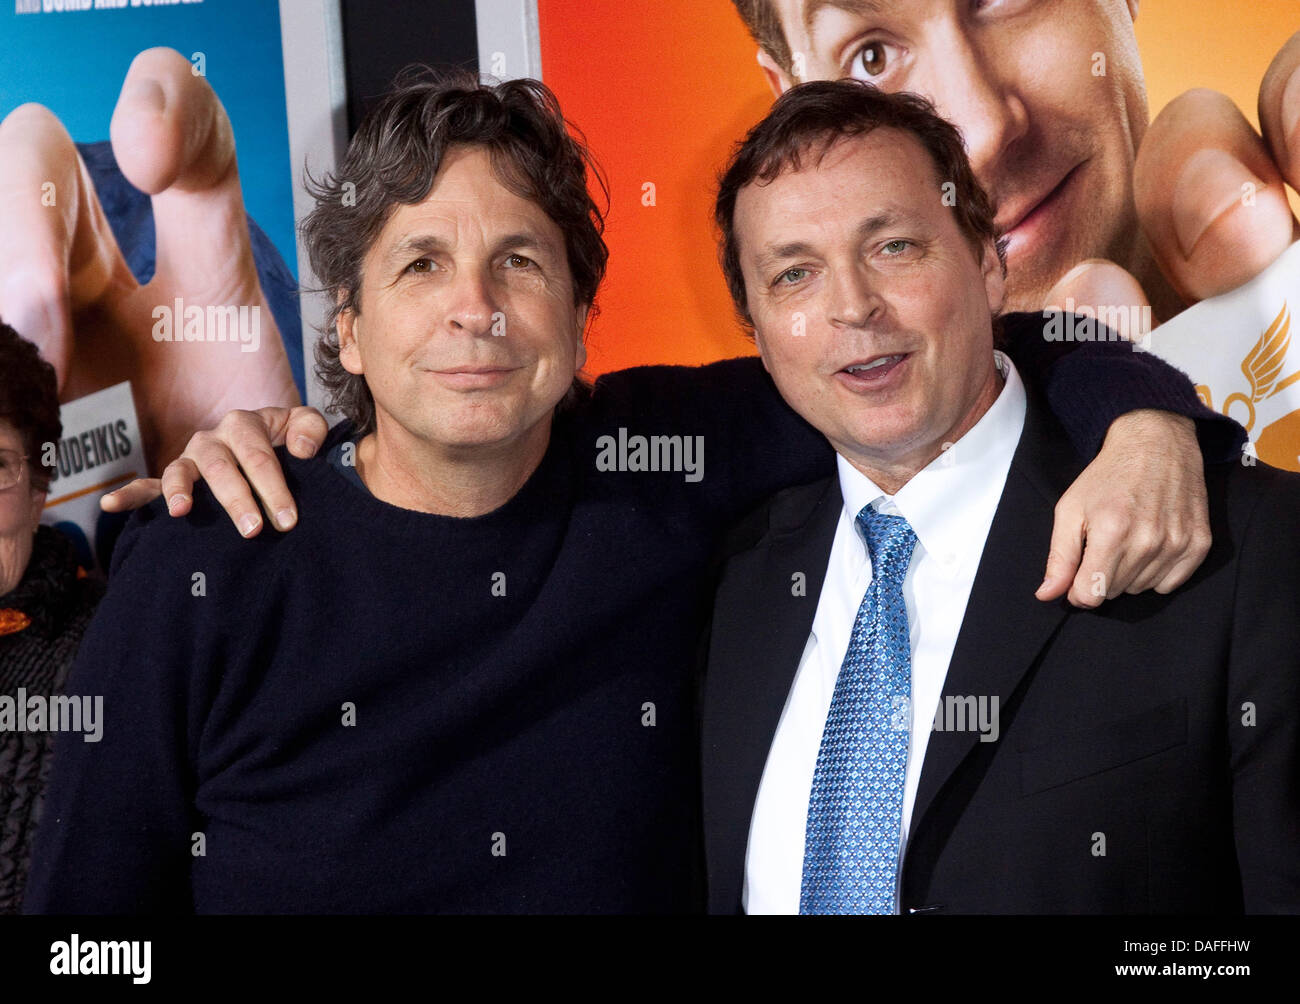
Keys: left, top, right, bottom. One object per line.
{"left": 0, "top": 448, "right": 29, "bottom": 491}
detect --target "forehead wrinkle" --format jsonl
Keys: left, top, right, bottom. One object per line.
{"left": 802, "top": 0, "right": 887, "bottom": 37}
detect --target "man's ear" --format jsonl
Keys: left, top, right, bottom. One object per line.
{"left": 336, "top": 290, "right": 364, "bottom": 376}
{"left": 981, "top": 240, "right": 1006, "bottom": 317}
{"left": 574, "top": 303, "right": 590, "bottom": 372}
{"left": 757, "top": 48, "right": 795, "bottom": 96}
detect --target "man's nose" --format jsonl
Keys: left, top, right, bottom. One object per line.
{"left": 445, "top": 267, "right": 497, "bottom": 336}
{"left": 829, "top": 264, "right": 885, "bottom": 329}
{"left": 922, "top": 28, "right": 1029, "bottom": 184}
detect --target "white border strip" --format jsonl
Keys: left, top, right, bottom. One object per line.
{"left": 278, "top": 0, "right": 348, "bottom": 413}
{"left": 475, "top": 0, "right": 542, "bottom": 81}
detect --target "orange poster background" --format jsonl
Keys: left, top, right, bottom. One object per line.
{"left": 537, "top": 0, "right": 1300, "bottom": 378}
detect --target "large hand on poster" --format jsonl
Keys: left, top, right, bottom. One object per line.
{"left": 1049, "top": 32, "right": 1299, "bottom": 323}
{"left": 0, "top": 47, "right": 299, "bottom": 475}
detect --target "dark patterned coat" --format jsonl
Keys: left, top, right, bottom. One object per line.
{"left": 0, "top": 526, "right": 103, "bottom": 913}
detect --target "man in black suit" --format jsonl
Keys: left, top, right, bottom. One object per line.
{"left": 702, "top": 79, "right": 1300, "bottom": 914}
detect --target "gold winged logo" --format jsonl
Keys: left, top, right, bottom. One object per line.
{"left": 1219, "top": 302, "right": 1297, "bottom": 432}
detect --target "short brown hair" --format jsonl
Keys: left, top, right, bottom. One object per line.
{"left": 0, "top": 319, "right": 61, "bottom": 492}
{"left": 714, "top": 79, "right": 1006, "bottom": 331}
{"left": 301, "top": 68, "right": 608, "bottom": 436}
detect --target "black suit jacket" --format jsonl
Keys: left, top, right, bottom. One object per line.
{"left": 701, "top": 393, "right": 1300, "bottom": 914}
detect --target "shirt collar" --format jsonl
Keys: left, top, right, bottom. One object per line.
{"left": 836, "top": 351, "right": 1028, "bottom": 571}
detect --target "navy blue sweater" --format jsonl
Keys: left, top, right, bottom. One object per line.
{"left": 23, "top": 319, "right": 1241, "bottom": 913}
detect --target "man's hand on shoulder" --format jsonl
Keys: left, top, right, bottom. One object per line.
{"left": 101, "top": 405, "right": 329, "bottom": 538}
{"left": 1037, "top": 409, "right": 1211, "bottom": 608}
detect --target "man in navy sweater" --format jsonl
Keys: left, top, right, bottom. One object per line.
{"left": 26, "top": 72, "right": 1238, "bottom": 914}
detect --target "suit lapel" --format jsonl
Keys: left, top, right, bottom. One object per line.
{"left": 702, "top": 476, "right": 843, "bottom": 912}
{"left": 907, "top": 395, "right": 1085, "bottom": 862}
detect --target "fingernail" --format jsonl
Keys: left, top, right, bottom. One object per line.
{"left": 123, "top": 78, "right": 165, "bottom": 114}
{"left": 274, "top": 508, "right": 296, "bottom": 530}
{"left": 1283, "top": 65, "right": 1300, "bottom": 149}
{"left": 1058, "top": 262, "right": 1093, "bottom": 288}
{"left": 294, "top": 435, "right": 317, "bottom": 458}
{"left": 167, "top": 493, "right": 189, "bottom": 512}
{"left": 238, "top": 513, "right": 261, "bottom": 537}
{"left": 1172, "top": 148, "right": 1262, "bottom": 259}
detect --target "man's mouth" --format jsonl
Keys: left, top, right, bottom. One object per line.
{"left": 836, "top": 352, "right": 909, "bottom": 389}
{"left": 998, "top": 162, "right": 1085, "bottom": 261}
{"left": 428, "top": 365, "right": 519, "bottom": 389}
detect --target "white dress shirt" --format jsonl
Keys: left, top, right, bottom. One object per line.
{"left": 743, "top": 352, "right": 1028, "bottom": 914}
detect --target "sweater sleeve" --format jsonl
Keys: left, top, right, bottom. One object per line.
{"left": 583, "top": 316, "right": 1246, "bottom": 528}
{"left": 22, "top": 501, "right": 256, "bottom": 914}
{"left": 1002, "top": 311, "right": 1247, "bottom": 462}
{"left": 582, "top": 357, "right": 835, "bottom": 528}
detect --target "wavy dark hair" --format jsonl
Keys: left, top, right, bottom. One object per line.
{"left": 301, "top": 68, "right": 609, "bottom": 435}
{"left": 715, "top": 79, "right": 1007, "bottom": 333}
{"left": 0, "top": 319, "right": 61, "bottom": 492}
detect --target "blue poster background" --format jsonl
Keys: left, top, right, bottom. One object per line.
{"left": 0, "top": 0, "right": 297, "bottom": 280}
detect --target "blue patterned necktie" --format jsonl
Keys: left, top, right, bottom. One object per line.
{"left": 800, "top": 504, "right": 918, "bottom": 914}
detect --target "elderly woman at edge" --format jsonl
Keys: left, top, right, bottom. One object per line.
{"left": 0, "top": 320, "right": 103, "bottom": 913}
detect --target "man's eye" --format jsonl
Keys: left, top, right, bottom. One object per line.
{"left": 775, "top": 267, "right": 808, "bottom": 286}
{"left": 849, "top": 40, "right": 890, "bottom": 79}
{"left": 407, "top": 258, "right": 434, "bottom": 274}
{"left": 504, "top": 253, "right": 535, "bottom": 269}
{"left": 882, "top": 240, "right": 911, "bottom": 255}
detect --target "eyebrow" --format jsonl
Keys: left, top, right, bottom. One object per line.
{"left": 384, "top": 234, "right": 450, "bottom": 265}
{"left": 753, "top": 211, "right": 904, "bottom": 269}
{"left": 801, "top": 0, "right": 887, "bottom": 37}
{"left": 383, "top": 230, "right": 562, "bottom": 267}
